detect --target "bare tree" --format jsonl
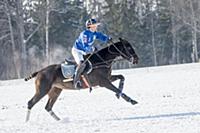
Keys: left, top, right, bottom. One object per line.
{"left": 151, "top": 14, "right": 157, "bottom": 66}
{"left": 5, "top": 0, "right": 20, "bottom": 78}
{"left": 0, "top": 0, "right": 21, "bottom": 78}
{"left": 172, "top": 0, "right": 200, "bottom": 62}
{"left": 45, "top": 0, "right": 50, "bottom": 64}
{"left": 0, "top": 0, "right": 43, "bottom": 79}
{"left": 169, "top": 0, "right": 177, "bottom": 64}
{"left": 189, "top": 0, "right": 198, "bottom": 62}
{"left": 16, "top": 0, "right": 27, "bottom": 76}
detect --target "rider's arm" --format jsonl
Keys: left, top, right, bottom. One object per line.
{"left": 95, "top": 32, "right": 110, "bottom": 42}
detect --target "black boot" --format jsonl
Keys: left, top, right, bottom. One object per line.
{"left": 73, "top": 62, "right": 86, "bottom": 88}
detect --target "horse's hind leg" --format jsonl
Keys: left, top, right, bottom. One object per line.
{"left": 45, "top": 87, "right": 62, "bottom": 121}
{"left": 26, "top": 91, "right": 49, "bottom": 122}
{"left": 26, "top": 79, "right": 51, "bottom": 122}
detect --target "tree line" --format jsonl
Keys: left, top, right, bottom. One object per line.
{"left": 0, "top": 0, "right": 200, "bottom": 80}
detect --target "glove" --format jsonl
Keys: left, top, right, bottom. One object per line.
{"left": 85, "top": 51, "right": 92, "bottom": 55}
{"left": 107, "top": 37, "right": 113, "bottom": 43}
{"left": 81, "top": 51, "right": 87, "bottom": 55}
{"left": 84, "top": 47, "right": 95, "bottom": 55}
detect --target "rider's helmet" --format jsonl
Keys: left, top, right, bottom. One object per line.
{"left": 85, "top": 18, "right": 100, "bottom": 29}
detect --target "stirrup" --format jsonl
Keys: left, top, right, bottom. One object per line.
{"left": 74, "top": 80, "right": 81, "bottom": 89}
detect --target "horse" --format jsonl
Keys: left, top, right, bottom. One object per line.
{"left": 24, "top": 38, "right": 139, "bottom": 122}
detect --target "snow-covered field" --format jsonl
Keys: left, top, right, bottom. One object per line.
{"left": 1, "top": 63, "right": 200, "bottom": 133}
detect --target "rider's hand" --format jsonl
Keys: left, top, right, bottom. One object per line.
{"left": 81, "top": 51, "right": 87, "bottom": 55}
{"left": 107, "top": 37, "right": 113, "bottom": 43}
{"left": 84, "top": 47, "right": 95, "bottom": 55}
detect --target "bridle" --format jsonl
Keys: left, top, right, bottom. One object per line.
{"left": 89, "top": 41, "right": 134, "bottom": 69}
{"left": 108, "top": 41, "right": 134, "bottom": 62}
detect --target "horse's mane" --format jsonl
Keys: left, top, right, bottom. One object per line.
{"left": 97, "top": 41, "right": 121, "bottom": 54}
{"left": 65, "top": 39, "right": 124, "bottom": 65}
{"left": 87, "top": 41, "right": 122, "bottom": 64}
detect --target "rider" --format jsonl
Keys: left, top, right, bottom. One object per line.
{"left": 72, "top": 18, "right": 111, "bottom": 88}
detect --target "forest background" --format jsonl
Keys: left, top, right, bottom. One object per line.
{"left": 1, "top": 0, "right": 200, "bottom": 80}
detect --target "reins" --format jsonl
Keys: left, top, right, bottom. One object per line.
{"left": 110, "top": 40, "right": 132, "bottom": 61}
{"left": 83, "top": 40, "right": 132, "bottom": 69}
{"left": 85, "top": 41, "right": 128, "bottom": 68}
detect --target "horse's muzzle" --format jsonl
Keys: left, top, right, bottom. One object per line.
{"left": 130, "top": 56, "right": 138, "bottom": 64}
{"left": 129, "top": 57, "right": 134, "bottom": 63}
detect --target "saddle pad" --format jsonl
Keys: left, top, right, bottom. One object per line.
{"left": 61, "top": 63, "right": 75, "bottom": 78}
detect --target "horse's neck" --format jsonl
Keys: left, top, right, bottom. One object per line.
{"left": 90, "top": 47, "right": 119, "bottom": 66}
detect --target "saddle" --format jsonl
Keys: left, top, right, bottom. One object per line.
{"left": 61, "top": 59, "right": 92, "bottom": 88}
{"left": 61, "top": 63, "right": 75, "bottom": 79}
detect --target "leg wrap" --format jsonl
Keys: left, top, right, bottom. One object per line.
{"left": 25, "top": 109, "right": 31, "bottom": 122}
{"left": 118, "top": 79, "right": 124, "bottom": 91}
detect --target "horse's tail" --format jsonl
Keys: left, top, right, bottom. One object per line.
{"left": 24, "top": 71, "right": 38, "bottom": 81}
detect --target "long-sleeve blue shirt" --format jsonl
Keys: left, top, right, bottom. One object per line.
{"left": 73, "top": 29, "right": 109, "bottom": 53}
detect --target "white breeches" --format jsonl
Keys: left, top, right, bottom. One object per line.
{"left": 72, "top": 47, "right": 84, "bottom": 64}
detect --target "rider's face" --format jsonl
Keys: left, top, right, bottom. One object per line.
{"left": 89, "top": 24, "right": 98, "bottom": 32}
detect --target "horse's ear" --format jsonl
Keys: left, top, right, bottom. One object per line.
{"left": 119, "top": 38, "right": 123, "bottom": 42}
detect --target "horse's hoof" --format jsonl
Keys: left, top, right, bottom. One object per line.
{"left": 115, "top": 93, "right": 121, "bottom": 99}
{"left": 131, "top": 100, "right": 138, "bottom": 105}
{"left": 89, "top": 87, "right": 92, "bottom": 93}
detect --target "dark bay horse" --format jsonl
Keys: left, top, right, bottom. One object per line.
{"left": 25, "top": 38, "right": 139, "bottom": 122}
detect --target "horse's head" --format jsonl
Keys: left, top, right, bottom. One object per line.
{"left": 115, "top": 38, "right": 139, "bottom": 64}
{"left": 89, "top": 38, "right": 138, "bottom": 66}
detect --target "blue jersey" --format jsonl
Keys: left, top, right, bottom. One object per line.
{"left": 73, "top": 29, "right": 109, "bottom": 53}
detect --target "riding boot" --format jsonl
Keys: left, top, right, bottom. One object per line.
{"left": 73, "top": 61, "right": 86, "bottom": 88}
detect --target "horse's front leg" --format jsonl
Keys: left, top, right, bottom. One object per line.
{"left": 110, "top": 75, "right": 125, "bottom": 98}
{"left": 100, "top": 79, "right": 122, "bottom": 95}
{"left": 101, "top": 80, "right": 138, "bottom": 105}
{"left": 110, "top": 75, "right": 138, "bottom": 104}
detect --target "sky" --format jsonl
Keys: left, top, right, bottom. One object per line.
{"left": 0, "top": 63, "right": 200, "bottom": 133}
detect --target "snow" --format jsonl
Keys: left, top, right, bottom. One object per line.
{"left": 1, "top": 63, "right": 200, "bottom": 133}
